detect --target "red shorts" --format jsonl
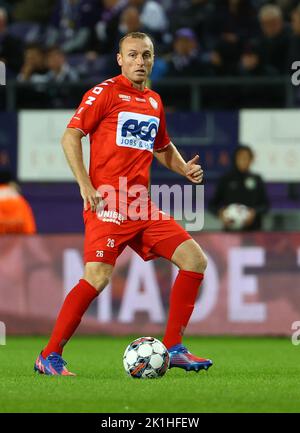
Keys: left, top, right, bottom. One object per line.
{"left": 83, "top": 200, "right": 192, "bottom": 265}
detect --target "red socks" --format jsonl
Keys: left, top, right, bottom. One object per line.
{"left": 42, "top": 279, "right": 98, "bottom": 358}
{"left": 163, "top": 270, "right": 204, "bottom": 349}
{"left": 42, "top": 271, "right": 203, "bottom": 357}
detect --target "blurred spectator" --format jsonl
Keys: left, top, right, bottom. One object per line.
{"left": 92, "top": 0, "right": 127, "bottom": 55}
{"left": 17, "top": 43, "right": 49, "bottom": 108}
{"left": 237, "top": 40, "right": 278, "bottom": 106}
{"left": 165, "top": 28, "right": 211, "bottom": 77}
{"left": 209, "top": 0, "right": 259, "bottom": 75}
{"left": 209, "top": 145, "right": 270, "bottom": 231}
{"left": 1, "top": 0, "right": 299, "bottom": 110}
{"left": 17, "top": 43, "right": 48, "bottom": 83}
{"left": 44, "top": 46, "right": 79, "bottom": 108}
{"left": 238, "top": 42, "right": 276, "bottom": 108}
{"left": 49, "top": 0, "right": 100, "bottom": 53}
{"left": 0, "top": 170, "right": 36, "bottom": 234}
{"left": 157, "top": 28, "right": 213, "bottom": 110}
{"left": 169, "top": 0, "right": 215, "bottom": 50}
{"left": 0, "top": 7, "right": 23, "bottom": 76}
{"left": 45, "top": 46, "right": 79, "bottom": 83}
{"left": 289, "top": 5, "right": 300, "bottom": 66}
{"left": 128, "top": 0, "right": 168, "bottom": 34}
{"left": 257, "top": 4, "right": 290, "bottom": 74}
{"left": 238, "top": 40, "right": 276, "bottom": 76}
{"left": 118, "top": 6, "right": 144, "bottom": 35}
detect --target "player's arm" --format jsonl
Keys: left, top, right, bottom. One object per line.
{"left": 61, "top": 128, "right": 100, "bottom": 212}
{"left": 154, "top": 142, "right": 203, "bottom": 184}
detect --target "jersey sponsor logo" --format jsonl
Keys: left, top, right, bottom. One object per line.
{"left": 97, "top": 210, "right": 125, "bottom": 225}
{"left": 116, "top": 111, "right": 160, "bottom": 152}
{"left": 135, "top": 97, "right": 146, "bottom": 102}
{"left": 119, "top": 94, "right": 131, "bottom": 101}
{"left": 149, "top": 97, "right": 158, "bottom": 110}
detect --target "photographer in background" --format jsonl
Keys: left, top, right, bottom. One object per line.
{"left": 209, "top": 145, "right": 270, "bottom": 231}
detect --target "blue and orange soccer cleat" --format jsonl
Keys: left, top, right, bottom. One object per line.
{"left": 168, "top": 344, "right": 213, "bottom": 372}
{"left": 34, "top": 352, "right": 76, "bottom": 376}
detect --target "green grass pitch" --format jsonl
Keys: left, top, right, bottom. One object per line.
{"left": 0, "top": 336, "right": 299, "bottom": 413}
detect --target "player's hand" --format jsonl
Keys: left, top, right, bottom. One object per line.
{"left": 80, "top": 183, "right": 101, "bottom": 212}
{"left": 243, "top": 208, "right": 256, "bottom": 227}
{"left": 185, "top": 155, "right": 203, "bottom": 184}
{"left": 219, "top": 207, "right": 232, "bottom": 228}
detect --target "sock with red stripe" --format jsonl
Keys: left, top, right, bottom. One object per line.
{"left": 163, "top": 270, "right": 204, "bottom": 349}
{"left": 42, "top": 279, "right": 98, "bottom": 358}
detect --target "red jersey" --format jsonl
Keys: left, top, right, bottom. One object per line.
{"left": 67, "top": 74, "right": 170, "bottom": 198}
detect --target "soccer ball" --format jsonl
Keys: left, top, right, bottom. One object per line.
{"left": 223, "top": 203, "right": 250, "bottom": 230}
{"left": 123, "top": 336, "right": 170, "bottom": 379}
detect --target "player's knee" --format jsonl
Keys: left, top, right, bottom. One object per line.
{"left": 180, "top": 250, "right": 207, "bottom": 273}
{"left": 194, "top": 251, "right": 208, "bottom": 273}
{"left": 172, "top": 240, "right": 208, "bottom": 273}
{"left": 93, "top": 275, "right": 110, "bottom": 293}
{"left": 86, "top": 273, "right": 111, "bottom": 293}
{"left": 84, "top": 262, "right": 113, "bottom": 293}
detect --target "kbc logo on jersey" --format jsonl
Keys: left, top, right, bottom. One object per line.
{"left": 116, "top": 112, "right": 160, "bottom": 152}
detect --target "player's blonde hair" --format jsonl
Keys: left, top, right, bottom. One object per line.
{"left": 119, "top": 32, "right": 154, "bottom": 53}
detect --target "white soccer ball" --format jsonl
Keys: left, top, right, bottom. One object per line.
{"left": 223, "top": 203, "right": 250, "bottom": 230}
{"left": 123, "top": 336, "right": 170, "bottom": 379}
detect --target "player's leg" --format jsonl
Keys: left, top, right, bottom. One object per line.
{"left": 170, "top": 238, "right": 207, "bottom": 273}
{"left": 34, "top": 262, "right": 113, "bottom": 376}
{"left": 144, "top": 211, "right": 212, "bottom": 372}
{"left": 34, "top": 203, "right": 127, "bottom": 376}
{"left": 163, "top": 239, "right": 207, "bottom": 344}
{"left": 162, "top": 238, "right": 212, "bottom": 371}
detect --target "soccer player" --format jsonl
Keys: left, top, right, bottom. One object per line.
{"left": 34, "top": 32, "right": 213, "bottom": 376}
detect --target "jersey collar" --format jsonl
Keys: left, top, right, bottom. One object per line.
{"left": 118, "top": 74, "right": 148, "bottom": 94}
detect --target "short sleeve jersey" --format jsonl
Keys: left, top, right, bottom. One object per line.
{"left": 67, "top": 74, "right": 170, "bottom": 193}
